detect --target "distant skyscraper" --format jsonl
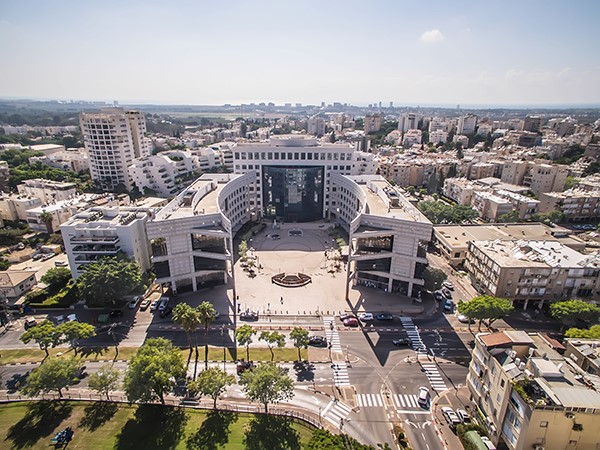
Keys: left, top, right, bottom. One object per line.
{"left": 389, "top": 101, "right": 393, "bottom": 108}
{"left": 80, "top": 108, "right": 150, "bottom": 191}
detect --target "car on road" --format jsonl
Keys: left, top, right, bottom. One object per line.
{"left": 417, "top": 386, "right": 430, "bottom": 408}
{"left": 128, "top": 296, "right": 141, "bottom": 309}
{"left": 457, "top": 313, "right": 474, "bottom": 324}
{"left": 76, "top": 366, "right": 87, "bottom": 379}
{"left": 343, "top": 317, "right": 359, "bottom": 327}
{"left": 236, "top": 360, "right": 254, "bottom": 375}
{"left": 271, "top": 234, "right": 281, "bottom": 240}
{"left": 158, "top": 297, "right": 170, "bottom": 312}
{"left": 442, "top": 288, "right": 453, "bottom": 299}
{"left": 376, "top": 313, "right": 394, "bottom": 321}
{"left": 139, "top": 299, "right": 151, "bottom": 311}
{"left": 239, "top": 310, "right": 259, "bottom": 321}
{"left": 444, "top": 299, "right": 455, "bottom": 312}
{"left": 66, "top": 313, "right": 78, "bottom": 322}
{"left": 149, "top": 300, "right": 159, "bottom": 311}
{"left": 456, "top": 408, "right": 471, "bottom": 424}
{"left": 212, "top": 310, "right": 220, "bottom": 320}
{"left": 54, "top": 261, "right": 68, "bottom": 267}
{"left": 32, "top": 253, "right": 43, "bottom": 261}
{"left": 24, "top": 318, "right": 37, "bottom": 329}
{"left": 434, "top": 290, "right": 445, "bottom": 301}
{"left": 441, "top": 406, "right": 461, "bottom": 429}
{"left": 308, "top": 336, "right": 327, "bottom": 347}
{"left": 392, "top": 338, "right": 411, "bottom": 346}
{"left": 358, "top": 313, "right": 374, "bottom": 322}
{"left": 159, "top": 306, "right": 172, "bottom": 318}
{"left": 442, "top": 280, "right": 454, "bottom": 290}
{"left": 339, "top": 312, "right": 355, "bottom": 321}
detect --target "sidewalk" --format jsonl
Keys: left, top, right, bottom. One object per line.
{"left": 431, "top": 384, "right": 473, "bottom": 450}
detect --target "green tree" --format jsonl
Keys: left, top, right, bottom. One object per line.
{"left": 55, "top": 321, "right": 96, "bottom": 356}
{"left": 236, "top": 324, "right": 257, "bottom": 361}
{"left": 19, "top": 320, "right": 61, "bottom": 359}
{"left": 239, "top": 240, "right": 248, "bottom": 259}
{"left": 564, "top": 176, "right": 578, "bottom": 190}
{"left": 497, "top": 210, "right": 520, "bottom": 223}
{"left": 189, "top": 367, "right": 234, "bottom": 408}
{"left": 305, "top": 429, "right": 377, "bottom": 450}
{"left": 550, "top": 300, "right": 600, "bottom": 331}
{"left": 87, "top": 364, "right": 121, "bottom": 400}
{"left": 41, "top": 267, "right": 72, "bottom": 291}
{"left": 457, "top": 295, "right": 514, "bottom": 331}
{"left": 239, "top": 362, "right": 294, "bottom": 413}
{"left": 77, "top": 255, "right": 142, "bottom": 307}
{"left": 259, "top": 330, "right": 285, "bottom": 361}
{"left": 565, "top": 324, "right": 600, "bottom": 339}
{"left": 289, "top": 327, "right": 309, "bottom": 361}
{"left": 39, "top": 210, "right": 54, "bottom": 234}
{"left": 197, "top": 301, "right": 216, "bottom": 369}
{"left": 172, "top": 303, "right": 200, "bottom": 360}
{"left": 532, "top": 210, "right": 564, "bottom": 225}
{"left": 417, "top": 200, "right": 478, "bottom": 224}
{"left": 21, "top": 356, "right": 81, "bottom": 398}
{"left": 123, "top": 337, "right": 186, "bottom": 404}
{"left": 422, "top": 267, "right": 447, "bottom": 291}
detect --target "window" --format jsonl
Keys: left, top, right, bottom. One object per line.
{"left": 500, "top": 379, "right": 505, "bottom": 388}
{"left": 540, "top": 421, "right": 548, "bottom": 428}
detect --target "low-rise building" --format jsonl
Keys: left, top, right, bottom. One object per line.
{"left": 539, "top": 189, "right": 600, "bottom": 222}
{"left": 28, "top": 149, "right": 89, "bottom": 173}
{"left": 0, "top": 194, "right": 43, "bottom": 222}
{"left": 501, "top": 160, "right": 568, "bottom": 195}
{"left": 0, "top": 270, "right": 37, "bottom": 298}
{"left": 17, "top": 179, "right": 77, "bottom": 204}
{"left": 467, "top": 331, "right": 600, "bottom": 450}
{"left": 129, "top": 155, "right": 179, "bottom": 197}
{"left": 403, "top": 129, "right": 422, "bottom": 147}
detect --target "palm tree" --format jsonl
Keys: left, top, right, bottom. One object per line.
{"left": 172, "top": 303, "right": 200, "bottom": 364}
{"left": 197, "top": 301, "right": 216, "bottom": 369}
{"left": 39, "top": 210, "right": 54, "bottom": 234}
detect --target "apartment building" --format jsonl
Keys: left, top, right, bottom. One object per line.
{"left": 403, "top": 129, "right": 422, "bottom": 147}
{"left": 458, "top": 114, "right": 477, "bottom": 134}
{"left": 307, "top": 117, "right": 326, "bottom": 136}
{"left": 465, "top": 239, "right": 600, "bottom": 307}
{"left": 233, "top": 136, "right": 377, "bottom": 222}
{"left": 61, "top": 206, "right": 152, "bottom": 279}
{"left": 398, "top": 113, "right": 420, "bottom": 132}
{"left": 129, "top": 155, "right": 178, "bottom": 197}
{"left": 0, "top": 194, "right": 43, "bottom": 221}
{"left": 501, "top": 160, "right": 568, "bottom": 195}
{"left": 429, "top": 129, "right": 448, "bottom": 144}
{"left": 17, "top": 179, "right": 77, "bottom": 204}
{"left": 364, "top": 114, "right": 382, "bottom": 134}
{"left": 563, "top": 338, "right": 600, "bottom": 378}
{"left": 467, "top": 331, "right": 600, "bottom": 450}
{"left": 522, "top": 116, "right": 542, "bottom": 133}
{"left": 539, "top": 189, "right": 600, "bottom": 222}
{"left": 331, "top": 174, "right": 432, "bottom": 298}
{"left": 29, "top": 149, "right": 89, "bottom": 173}
{"left": 0, "top": 161, "right": 11, "bottom": 192}
{"left": 80, "top": 108, "right": 150, "bottom": 191}
{"left": 453, "top": 134, "right": 469, "bottom": 148}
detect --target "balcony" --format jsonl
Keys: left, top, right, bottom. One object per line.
{"left": 70, "top": 236, "right": 119, "bottom": 245}
{"left": 72, "top": 245, "right": 120, "bottom": 254}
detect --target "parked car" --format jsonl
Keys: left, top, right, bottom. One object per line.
{"left": 76, "top": 366, "right": 87, "bottom": 379}
{"left": 128, "top": 296, "right": 141, "bottom": 309}
{"left": 339, "top": 312, "right": 355, "bottom": 321}
{"left": 236, "top": 360, "right": 254, "bottom": 375}
{"left": 358, "top": 313, "right": 374, "bottom": 322}
{"left": 309, "top": 336, "right": 327, "bottom": 347}
{"left": 158, "top": 297, "right": 170, "bottom": 312}
{"left": 442, "top": 280, "right": 454, "bottom": 290}
{"left": 442, "top": 288, "right": 453, "bottom": 299}
{"left": 159, "top": 306, "right": 172, "bottom": 318}
{"left": 480, "top": 436, "right": 497, "bottom": 450}
{"left": 239, "top": 310, "right": 259, "bottom": 321}
{"left": 457, "top": 313, "right": 474, "bottom": 324}
{"left": 32, "top": 253, "right": 43, "bottom": 261}
{"left": 53, "top": 315, "right": 65, "bottom": 325}
{"left": 434, "top": 291, "right": 445, "bottom": 302}
{"left": 392, "top": 338, "right": 411, "bottom": 346}
{"left": 139, "top": 299, "right": 151, "bottom": 311}
{"left": 54, "top": 261, "right": 68, "bottom": 267}
{"left": 456, "top": 408, "right": 471, "bottom": 424}
{"left": 271, "top": 234, "right": 281, "bottom": 240}
{"left": 444, "top": 300, "right": 455, "bottom": 312}
{"left": 66, "top": 313, "right": 78, "bottom": 322}
{"left": 376, "top": 313, "right": 394, "bottom": 321}
{"left": 417, "top": 386, "right": 430, "bottom": 408}
{"left": 212, "top": 310, "right": 220, "bottom": 320}
{"left": 149, "top": 300, "right": 159, "bottom": 311}
{"left": 24, "top": 318, "right": 37, "bottom": 329}
{"left": 441, "top": 406, "right": 462, "bottom": 429}
{"left": 343, "top": 317, "right": 359, "bottom": 327}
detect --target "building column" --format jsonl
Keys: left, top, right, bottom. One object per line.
{"left": 523, "top": 299, "right": 529, "bottom": 310}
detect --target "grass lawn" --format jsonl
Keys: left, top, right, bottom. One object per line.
{"left": 0, "top": 347, "right": 308, "bottom": 365}
{"left": 0, "top": 401, "right": 315, "bottom": 449}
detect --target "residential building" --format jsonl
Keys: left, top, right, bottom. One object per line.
{"left": 501, "top": 161, "right": 568, "bottom": 195}
{"left": 364, "top": 114, "right": 382, "bottom": 134}
{"left": 331, "top": 174, "right": 432, "bottom": 298}
{"left": 398, "top": 113, "right": 420, "bottom": 132}
{"left": 457, "top": 114, "right": 477, "bottom": 134}
{"left": 61, "top": 206, "right": 152, "bottom": 279}
{"left": 563, "top": 339, "right": 600, "bottom": 378}
{"left": 429, "top": 129, "right": 448, "bottom": 144}
{"left": 129, "top": 155, "right": 178, "bottom": 197}
{"left": 0, "top": 270, "right": 37, "bottom": 298}
{"left": 465, "top": 239, "right": 600, "bottom": 307}
{"left": 433, "top": 223, "right": 585, "bottom": 268}
{"left": 307, "top": 117, "right": 326, "bottom": 136}
{"left": 0, "top": 161, "right": 10, "bottom": 192}
{"left": 28, "top": 148, "right": 89, "bottom": 173}
{"left": 467, "top": 330, "right": 600, "bottom": 450}
{"left": 522, "top": 115, "right": 542, "bottom": 133}
{"left": 80, "top": 108, "right": 150, "bottom": 191}
{"left": 453, "top": 134, "right": 469, "bottom": 148}
{"left": 0, "top": 194, "right": 43, "bottom": 221}
{"left": 403, "top": 129, "right": 422, "bottom": 147}
{"left": 17, "top": 179, "right": 77, "bottom": 204}
{"left": 539, "top": 189, "right": 600, "bottom": 222}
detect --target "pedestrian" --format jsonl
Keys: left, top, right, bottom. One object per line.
{"left": 280, "top": 296, "right": 283, "bottom": 305}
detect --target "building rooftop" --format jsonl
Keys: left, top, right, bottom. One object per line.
{"left": 0, "top": 270, "right": 37, "bottom": 287}
{"left": 63, "top": 206, "right": 149, "bottom": 228}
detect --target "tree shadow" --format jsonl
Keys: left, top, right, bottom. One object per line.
{"left": 6, "top": 401, "right": 73, "bottom": 449}
{"left": 186, "top": 410, "right": 237, "bottom": 450}
{"left": 79, "top": 346, "right": 109, "bottom": 360}
{"left": 243, "top": 414, "right": 301, "bottom": 450}
{"left": 78, "top": 402, "right": 118, "bottom": 431}
{"left": 5, "top": 371, "right": 30, "bottom": 393}
{"left": 114, "top": 404, "right": 188, "bottom": 450}
{"left": 293, "top": 361, "right": 315, "bottom": 382}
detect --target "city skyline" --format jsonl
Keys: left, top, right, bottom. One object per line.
{"left": 1, "top": 0, "right": 599, "bottom": 107}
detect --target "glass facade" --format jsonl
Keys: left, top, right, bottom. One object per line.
{"left": 262, "top": 165, "right": 324, "bottom": 222}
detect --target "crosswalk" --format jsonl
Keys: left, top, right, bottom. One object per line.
{"left": 323, "top": 316, "right": 342, "bottom": 352}
{"left": 400, "top": 317, "right": 427, "bottom": 354}
{"left": 355, "top": 393, "right": 430, "bottom": 411}
{"left": 422, "top": 363, "right": 448, "bottom": 391}
{"left": 332, "top": 361, "right": 351, "bottom": 386}
{"left": 321, "top": 399, "right": 352, "bottom": 427}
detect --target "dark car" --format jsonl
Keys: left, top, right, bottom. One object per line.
{"left": 239, "top": 310, "right": 259, "bottom": 321}
{"left": 392, "top": 338, "right": 411, "bottom": 346}
{"left": 236, "top": 360, "right": 254, "bottom": 375}
{"left": 308, "top": 336, "right": 327, "bottom": 347}
{"left": 339, "top": 312, "right": 356, "bottom": 321}
{"left": 24, "top": 318, "right": 38, "bottom": 329}
{"left": 343, "top": 317, "right": 359, "bottom": 327}
{"left": 109, "top": 309, "right": 123, "bottom": 318}
{"left": 159, "top": 306, "right": 172, "bottom": 318}
{"left": 271, "top": 234, "right": 281, "bottom": 240}
{"left": 442, "top": 288, "right": 452, "bottom": 299}
{"left": 376, "top": 313, "right": 394, "bottom": 321}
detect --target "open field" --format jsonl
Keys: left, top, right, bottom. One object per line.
{"left": 0, "top": 401, "right": 315, "bottom": 449}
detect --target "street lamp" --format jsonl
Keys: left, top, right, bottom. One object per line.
{"left": 220, "top": 325, "right": 226, "bottom": 371}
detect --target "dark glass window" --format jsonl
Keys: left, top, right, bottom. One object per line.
{"left": 154, "top": 261, "right": 171, "bottom": 278}
{"left": 191, "top": 234, "right": 226, "bottom": 254}
{"left": 194, "top": 257, "right": 227, "bottom": 271}
{"left": 356, "top": 236, "right": 394, "bottom": 254}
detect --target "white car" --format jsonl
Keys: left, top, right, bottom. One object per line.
{"left": 66, "top": 313, "right": 78, "bottom": 322}
{"left": 417, "top": 386, "right": 430, "bottom": 408}
{"left": 456, "top": 408, "right": 471, "bottom": 423}
{"left": 149, "top": 300, "right": 159, "bottom": 311}
{"left": 441, "top": 406, "right": 461, "bottom": 428}
{"left": 128, "top": 296, "right": 141, "bottom": 309}
{"left": 358, "top": 312, "right": 374, "bottom": 321}
{"left": 442, "top": 280, "right": 454, "bottom": 290}
{"left": 457, "top": 313, "right": 474, "bottom": 324}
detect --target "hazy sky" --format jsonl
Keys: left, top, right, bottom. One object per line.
{"left": 1, "top": 0, "right": 599, "bottom": 106}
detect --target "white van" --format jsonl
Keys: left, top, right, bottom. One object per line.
{"left": 481, "top": 436, "right": 497, "bottom": 450}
